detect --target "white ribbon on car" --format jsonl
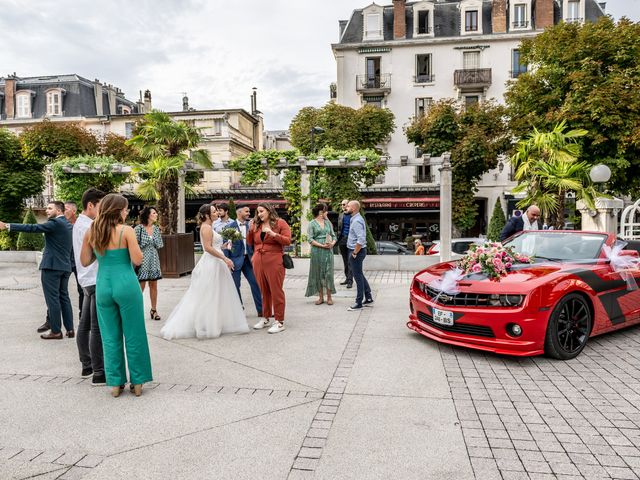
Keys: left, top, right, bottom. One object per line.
{"left": 602, "top": 243, "right": 640, "bottom": 291}
{"left": 429, "top": 267, "right": 465, "bottom": 302}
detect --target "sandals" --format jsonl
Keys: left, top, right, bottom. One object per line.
{"left": 315, "top": 299, "right": 324, "bottom": 305}
{"left": 327, "top": 299, "right": 334, "bottom": 305}
{"left": 150, "top": 309, "right": 161, "bottom": 321}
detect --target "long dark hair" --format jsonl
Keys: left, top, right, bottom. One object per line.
{"left": 89, "top": 193, "right": 128, "bottom": 254}
{"left": 253, "top": 203, "right": 280, "bottom": 228}
{"left": 139, "top": 206, "right": 157, "bottom": 226}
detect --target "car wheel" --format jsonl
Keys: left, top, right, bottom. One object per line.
{"left": 544, "top": 293, "right": 592, "bottom": 360}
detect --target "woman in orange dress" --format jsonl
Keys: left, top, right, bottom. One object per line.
{"left": 414, "top": 239, "right": 425, "bottom": 255}
{"left": 247, "top": 203, "right": 291, "bottom": 334}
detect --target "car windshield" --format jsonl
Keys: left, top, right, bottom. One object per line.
{"left": 504, "top": 231, "right": 607, "bottom": 261}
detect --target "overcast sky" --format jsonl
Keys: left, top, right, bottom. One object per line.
{"left": 2, "top": 0, "right": 638, "bottom": 130}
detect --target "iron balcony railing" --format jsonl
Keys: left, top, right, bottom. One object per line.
{"left": 414, "top": 174, "right": 435, "bottom": 184}
{"left": 414, "top": 74, "right": 435, "bottom": 83}
{"left": 356, "top": 74, "right": 391, "bottom": 92}
{"left": 454, "top": 68, "right": 492, "bottom": 87}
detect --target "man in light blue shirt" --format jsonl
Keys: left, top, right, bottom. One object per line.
{"left": 346, "top": 201, "right": 373, "bottom": 311}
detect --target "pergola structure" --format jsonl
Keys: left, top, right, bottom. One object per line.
{"left": 57, "top": 154, "right": 455, "bottom": 260}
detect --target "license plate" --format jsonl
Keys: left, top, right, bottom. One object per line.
{"left": 433, "top": 308, "right": 454, "bottom": 326}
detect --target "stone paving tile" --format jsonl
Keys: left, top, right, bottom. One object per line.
{"left": 440, "top": 323, "right": 640, "bottom": 479}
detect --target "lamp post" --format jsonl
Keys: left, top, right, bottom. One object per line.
{"left": 309, "top": 126, "right": 325, "bottom": 154}
{"left": 589, "top": 164, "right": 611, "bottom": 190}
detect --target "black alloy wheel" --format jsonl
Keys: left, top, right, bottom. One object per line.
{"left": 544, "top": 293, "right": 592, "bottom": 360}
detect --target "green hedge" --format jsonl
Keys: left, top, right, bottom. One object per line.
{"left": 16, "top": 209, "right": 44, "bottom": 251}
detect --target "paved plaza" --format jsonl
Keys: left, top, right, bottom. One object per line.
{"left": 1, "top": 262, "right": 640, "bottom": 479}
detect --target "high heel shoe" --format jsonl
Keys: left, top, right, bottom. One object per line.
{"left": 150, "top": 309, "right": 161, "bottom": 321}
{"left": 111, "top": 385, "right": 125, "bottom": 398}
{"left": 130, "top": 384, "right": 143, "bottom": 397}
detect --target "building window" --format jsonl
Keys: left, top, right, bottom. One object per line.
{"left": 465, "top": 95, "right": 480, "bottom": 106}
{"left": 415, "top": 146, "right": 424, "bottom": 159}
{"left": 365, "top": 13, "right": 382, "bottom": 39}
{"left": 213, "top": 118, "right": 223, "bottom": 135}
{"left": 567, "top": 0, "right": 580, "bottom": 21}
{"left": 16, "top": 92, "right": 31, "bottom": 118}
{"left": 124, "top": 122, "right": 135, "bottom": 139}
{"left": 415, "top": 97, "right": 433, "bottom": 117}
{"left": 46, "top": 90, "right": 62, "bottom": 116}
{"left": 417, "top": 10, "right": 430, "bottom": 34}
{"left": 463, "top": 51, "right": 480, "bottom": 70}
{"left": 363, "top": 96, "right": 383, "bottom": 108}
{"left": 415, "top": 165, "right": 433, "bottom": 183}
{"left": 511, "top": 49, "right": 527, "bottom": 78}
{"left": 465, "top": 10, "right": 478, "bottom": 31}
{"left": 513, "top": 4, "right": 527, "bottom": 28}
{"left": 415, "top": 54, "right": 433, "bottom": 83}
{"left": 120, "top": 105, "right": 131, "bottom": 115}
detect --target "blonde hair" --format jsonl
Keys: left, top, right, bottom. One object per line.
{"left": 88, "top": 193, "right": 127, "bottom": 254}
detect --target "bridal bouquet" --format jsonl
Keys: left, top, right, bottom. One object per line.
{"left": 221, "top": 228, "right": 243, "bottom": 242}
{"left": 458, "top": 242, "right": 533, "bottom": 281}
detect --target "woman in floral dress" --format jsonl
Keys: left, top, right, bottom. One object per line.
{"left": 305, "top": 203, "right": 337, "bottom": 305}
{"left": 134, "top": 207, "right": 164, "bottom": 320}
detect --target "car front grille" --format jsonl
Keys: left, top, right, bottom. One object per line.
{"left": 417, "top": 311, "right": 495, "bottom": 338}
{"left": 425, "top": 285, "right": 492, "bottom": 307}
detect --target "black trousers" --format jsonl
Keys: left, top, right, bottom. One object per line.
{"left": 41, "top": 269, "right": 74, "bottom": 334}
{"left": 77, "top": 285, "right": 104, "bottom": 375}
{"left": 338, "top": 239, "right": 353, "bottom": 284}
{"left": 46, "top": 268, "right": 83, "bottom": 324}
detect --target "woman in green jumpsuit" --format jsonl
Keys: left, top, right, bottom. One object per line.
{"left": 81, "top": 194, "right": 152, "bottom": 397}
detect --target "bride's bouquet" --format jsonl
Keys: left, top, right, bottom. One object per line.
{"left": 221, "top": 227, "right": 243, "bottom": 242}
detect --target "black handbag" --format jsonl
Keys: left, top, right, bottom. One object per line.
{"left": 282, "top": 253, "right": 294, "bottom": 269}
{"left": 134, "top": 227, "right": 142, "bottom": 275}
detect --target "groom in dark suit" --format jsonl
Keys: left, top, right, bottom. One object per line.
{"left": 0, "top": 201, "right": 74, "bottom": 339}
{"left": 224, "top": 204, "right": 262, "bottom": 316}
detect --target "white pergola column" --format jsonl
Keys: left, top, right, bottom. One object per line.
{"left": 300, "top": 171, "right": 311, "bottom": 256}
{"left": 439, "top": 153, "right": 452, "bottom": 262}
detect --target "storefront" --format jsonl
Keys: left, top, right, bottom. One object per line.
{"left": 362, "top": 197, "right": 441, "bottom": 242}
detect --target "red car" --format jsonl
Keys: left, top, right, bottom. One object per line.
{"left": 408, "top": 231, "right": 640, "bottom": 359}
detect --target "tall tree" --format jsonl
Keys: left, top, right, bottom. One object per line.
{"left": 487, "top": 198, "right": 506, "bottom": 242}
{"left": 511, "top": 122, "right": 597, "bottom": 228}
{"left": 127, "top": 111, "right": 211, "bottom": 234}
{"left": 405, "top": 100, "right": 511, "bottom": 234}
{"left": 20, "top": 120, "right": 99, "bottom": 165}
{"left": 505, "top": 16, "right": 640, "bottom": 197}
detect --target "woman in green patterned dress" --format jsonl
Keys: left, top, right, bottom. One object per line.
{"left": 305, "top": 204, "right": 337, "bottom": 305}
{"left": 134, "top": 207, "right": 164, "bottom": 321}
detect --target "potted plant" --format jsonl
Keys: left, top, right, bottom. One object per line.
{"left": 127, "top": 111, "right": 212, "bottom": 277}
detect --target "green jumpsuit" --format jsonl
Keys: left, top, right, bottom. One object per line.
{"left": 95, "top": 230, "right": 153, "bottom": 387}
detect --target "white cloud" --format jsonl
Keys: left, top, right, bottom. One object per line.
{"left": 2, "top": 0, "right": 637, "bottom": 129}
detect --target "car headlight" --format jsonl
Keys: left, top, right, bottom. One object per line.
{"left": 488, "top": 294, "right": 524, "bottom": 307}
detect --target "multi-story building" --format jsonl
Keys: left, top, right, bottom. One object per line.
{"left": 333, "top": 0, "right": 604, "bottom": 240}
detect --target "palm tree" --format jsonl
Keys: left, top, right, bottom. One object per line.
{"left": 511, "top": 122, "right": 598, "bottom": 229}
{"left": 127, "top": 111, "right": 211, "bottom": 234}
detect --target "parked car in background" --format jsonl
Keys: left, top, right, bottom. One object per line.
{"left": 426, "top": 238, "right": 483, "bottom": 259}
{"left": 376, "top": 241, "right": 410, "bottom": 255}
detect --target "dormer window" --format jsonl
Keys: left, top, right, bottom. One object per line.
{"left": 363, "top": 4, "right": 384, "bottom": 41}
{"left": 413, "top": 1, "right": 435, "bottom": 37}
{"left": 15, "top": 91, "right": 32, "bottom": 118}
{"left": 461, "top": 0, "right": 483, "bottom": 35}
{"left": 120, "top": 105, "right": 131, "bottom": 115}
{"left": 46, "top": 89, "right": 63, "bottom": 116}
{"left": 564, "top": 0, "right": 584, "bottom": 23}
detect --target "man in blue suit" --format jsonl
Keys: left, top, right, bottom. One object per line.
{"left": 224, "top": 204, "right": 262, "bottom": 316}
{"left": 0, "top": 201, "right": 74, "bottom": 339}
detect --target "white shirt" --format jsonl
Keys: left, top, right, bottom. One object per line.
{"left": 73, "top": 213, "right": 97, "bottom": 287}
{"left": 213, "top": 217, "right": 233, "bottom": 234}
{"left": 237, "top": 219, "right": 249, "bottom": 255}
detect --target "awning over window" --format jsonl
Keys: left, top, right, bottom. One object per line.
{"left": 362, "top": 197, "right": 440, "bottom": 208}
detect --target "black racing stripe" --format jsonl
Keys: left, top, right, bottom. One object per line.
{"left": 564, "top": 269, "right": 627, "bottom": 293}
{"left": 598, "top": 290, "right": 628, "bottom": 325}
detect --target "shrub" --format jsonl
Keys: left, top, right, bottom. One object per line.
{"left": 487, "top": 198, "right": 507, "bottom": 241}
{"left": 16, "top": 209, "right": 44, "bottom": 251}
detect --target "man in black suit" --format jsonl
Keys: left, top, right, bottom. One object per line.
{"left": 499, "top": 205, "right": 541, "bottom": 242}
{"left": 0, "top": 201, "right": 74, "bottom": 340}
{"left": 336, "top": 199, "right": 353, "bottom": 288}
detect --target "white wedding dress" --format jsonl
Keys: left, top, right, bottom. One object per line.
{"left": 161, "top": 229, "right": 249, "bottom": 339}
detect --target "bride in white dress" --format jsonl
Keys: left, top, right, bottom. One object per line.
{"left": 161, "top": 204, "right": 249, "bottom": 339}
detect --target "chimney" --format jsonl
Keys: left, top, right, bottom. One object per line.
{"left": 93, "top": 80, "right": 104, "bottom": 116}
{"left": 535, "top": 0, "right": 554, "bottom": 30}
{"left": 182, "top": 94, "right": 189, "bottom": 112}
{"left": 4, "top": 75, "right": 16, "bottom": 119}
{"left": 393, "top": 0, "right": 406, "bottom": 39}
{"left": 106, "top": 85, "right": 116, "bottom": 116}
{"left": 143, "top": 90, "right": 152, "bottom": 112}
{"left": 492, "top": 0, "right": 507, "bottom": 33}
{"left": 251, "top": 87, "right": 259, "bottom": 116}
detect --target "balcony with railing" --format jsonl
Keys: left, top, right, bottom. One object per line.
{"left": 454, "top": 68, "right": 492, "bottom": 88}
{"left": 414, "top": 174, "right": 435, "bottom": 184}
{"left": 356, "top": 74, "right": 391, "bottom": 93}
{"left": 413, "top": 74, "right": 435, "bottom": 84}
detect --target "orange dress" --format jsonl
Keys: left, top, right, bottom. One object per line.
{"left": 247, "top": 219, "right": 292, "bottom": 322}
{"left": 415, "top": 245, "right": 425, "bottom": 255}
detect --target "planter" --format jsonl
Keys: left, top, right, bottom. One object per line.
{"left": 159, "top": 233, "right": 195, "bottom": 278}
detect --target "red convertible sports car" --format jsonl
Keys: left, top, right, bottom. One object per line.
{"left": 407, "top": 231, "right": 640, "bottom": 359}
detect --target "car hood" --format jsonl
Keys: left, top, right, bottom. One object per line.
{"left": 415, "top": 261, "right": 569, "bottom": 292}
